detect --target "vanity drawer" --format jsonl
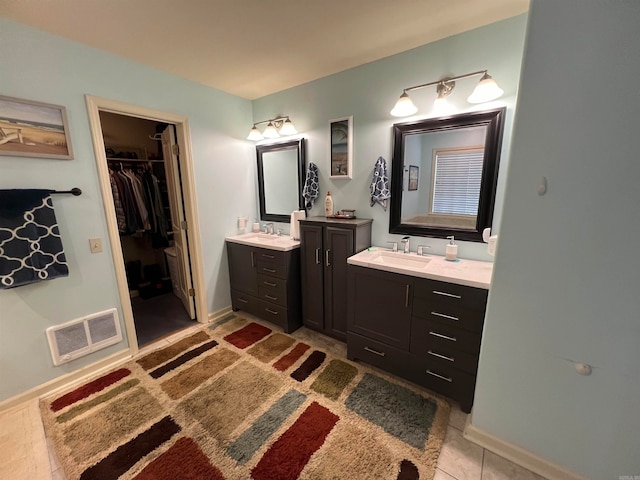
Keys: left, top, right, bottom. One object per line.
{"left": 255, "top": 248, "right": 287, "bottom": 265}
{"left": 347, "top": 332, "right": 412, "bottom": 376}
{"left": 257, "top": 274, "right": 287, "bottom": 305}
{"left": 257, "top": 299, "right": 288, "bottom": 330}
{"left": 413, "top": 297, "right": 484, "bottom": 333}
{"left": 410, "top": 356, "right": 476, "bottom": 399}
{"left": 231, "top": 289, "right": 262, "bottom": 317}
{"left": 256, "top": 259, "right": 287, "bottom": 279}
{"left": 410, "top": 336, "right": 479, "bottom": 374}
{"left": 414, "top": 278, "right": 487, "bottom": 313}
{"left": 411, "top": 317, "right": 482, "bottom": 355}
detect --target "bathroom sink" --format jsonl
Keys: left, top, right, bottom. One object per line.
{"left": 370, "top": 251, "right": 431, "bottom": 270}
{"left": 225, "top": 232, "right": 300, "bottom": 252}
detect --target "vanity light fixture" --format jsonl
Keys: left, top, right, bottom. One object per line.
{"left": 246, "top": 116, "right": 298, "bottom": 141}
{"left": 390, "top": 70, "right": 504, "bottom": 117}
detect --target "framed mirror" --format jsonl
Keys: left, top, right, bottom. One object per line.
{"left": 257, "top": 138, "right": 305, "bottom": 223}
{"left": 389, "top": 108, "right": 506, "bottom": 242}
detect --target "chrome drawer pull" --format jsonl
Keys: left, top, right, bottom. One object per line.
{"left": 431, "top": 311, "right": 459, "bottom": 321}
{"left": 364, "top": 346, "right": 386, "bottom": 357}
{"left": 263, "top": 281, "right": 277, "bottom": 287}
{"left": 325, "top": 249, "right": 331, "bottom": 267}
{"left": 405, "top": 284, "right": 410, "bottom": 308}
{"left": 428, "top": 350, "right": 455, "bottom": 362}
{"left": 432, "top": 290, "right": 461, "bottom": 299}
{"left": 261, "top": 253, "right": 275, "bottom": 259}
{"left": 265, "top": 294, "right": 278, "bottom": 301}
{"left": 250, "top": 251, "right": 255, "bottom": 267}
{"left": 263, "top": 267, "right": 276, "bottom": 273}
{"left": 315, "top": 248, "right": 321, "bottom": 265}
{"left": 237, "top": 298, "right": 249, "bottom": 304}
{"left": 426, "top": 370, "right": 453, "bottom": 382}
{"left": 265, "top": 308, "right": 279, "bottom": 315}
{"left": 428, "top": 331, "right": 457, "bottom": 342}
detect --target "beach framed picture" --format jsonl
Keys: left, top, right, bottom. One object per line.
{"left": 408, "top": 165, "right": 419, "bottom": 191}
{"left": 329, "top": 116, "right": 352, "bottom": 179}
{"left": 0, "top": 95, "right": 73, "bottom": 160}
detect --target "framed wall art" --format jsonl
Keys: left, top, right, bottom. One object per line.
{"left": 0, "top": 95, "right": 74, "bottom": 160}
{"left": 408, "top": 165, "right": 419, "bottom": 191}
{"left": 329, "top": 116, "right": 352, "bottom": 179}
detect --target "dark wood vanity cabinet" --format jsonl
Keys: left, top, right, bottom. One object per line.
{"left": 227, "top": 242, "right": 302, "bottom": 333}
{"left": 347, "top": 265, "right": 488, "bottom": 413}
{"left": 299, "top": 217, "right": 372, "bottom": 341}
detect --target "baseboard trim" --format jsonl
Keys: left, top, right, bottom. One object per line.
{"left": 0, "top": 349, "right": 131, "bottom": 413}
{"left": 464, "top": 421, "right": 586, "bottom": 480}
{"left": 208, "top": 306, "right": 233, "bottom": 322}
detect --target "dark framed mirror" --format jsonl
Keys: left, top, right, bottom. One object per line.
{"left": 389, "top": 107, "right": 506, "bottom": 242}
{"left": 257, "top": 138, "right": 305, "bottom": 223}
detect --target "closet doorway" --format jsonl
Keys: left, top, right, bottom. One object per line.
{"left": 86, "top": 96, "right": 207, "bottom": 355}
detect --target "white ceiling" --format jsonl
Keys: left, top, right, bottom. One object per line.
{"left": 2, "top": 0, "right": 529, "bottom": 100}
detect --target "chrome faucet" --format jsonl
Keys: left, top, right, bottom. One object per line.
{"left": 401, "top": 236, "right": 410, "bottom": 254}
{"left": 417, "top": 244, "right": 431, "bottom": 256}
{"left": 387, "top": 241, "right": 398, "bottom": 252}
{"left": 266, "top": 223, "right": 274, "bottom": 235}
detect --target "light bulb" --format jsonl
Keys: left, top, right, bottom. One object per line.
{"left": 390, "top": 92, "right": 418, "bottom": 117}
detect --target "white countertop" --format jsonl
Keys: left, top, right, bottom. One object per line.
{"left": 347, "top": 247, "right": 493, "bottom": 289}
{"left": 225, "top": 232, "right": 300, "bottom": 252}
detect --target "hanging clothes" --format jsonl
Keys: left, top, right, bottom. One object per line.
{"left": 108, "top": 164, "right": 169, "bottom": 245}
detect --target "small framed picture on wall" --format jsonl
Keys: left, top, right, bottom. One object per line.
{"left": 0, "top": 95, "right": 74, "bottom": 160}
{"left": 408, "top": 165, "right": 419, "bottom": 191}
{"left": 329, "top": 116, "right": 352, "bottom": 179}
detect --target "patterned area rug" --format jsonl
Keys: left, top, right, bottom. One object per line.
{"left": 40, "top": 314, "right": 450, "bottom": 480}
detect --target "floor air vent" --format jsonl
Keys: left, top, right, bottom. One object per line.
{"left": 46, "top": 308, "right": 122, "bottom": 365}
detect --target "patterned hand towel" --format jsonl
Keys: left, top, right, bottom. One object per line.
{"left": 302, "top": 162, "right": 319, "bottom": 210}
{"left": 370, "top": 156, "right": 391, "bottom": 210}
{"left": 0, "top": 189, "right": 69, "bottom": 289}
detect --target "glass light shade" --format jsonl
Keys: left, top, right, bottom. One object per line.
{"left": 433, "top": 96, "right": 454, "bottom": 115}
{"left": 390, "top": 92, "right": 418, "bottom": 117}
{"left": 262, "top": 122, "right": 280, "bottom": 139}
{"left": 467, "top": 73, "right": 504, "bottom": 103}
{"left": 279, "top": 118, "right": 297, "bottom": 136}
{"left": 247, "top": 125, "right": 263, "bottom": 141}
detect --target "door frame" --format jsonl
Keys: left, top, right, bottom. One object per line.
{"left": 85, "top": 95, "right": 208, "bottom": 356}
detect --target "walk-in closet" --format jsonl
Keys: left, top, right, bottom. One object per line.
{"left": 99, "top": 112, "right": 195, "bottom": 346}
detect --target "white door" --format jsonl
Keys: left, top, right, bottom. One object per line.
{"left": 161, "top": 126, "right": 196, "bottom": 319}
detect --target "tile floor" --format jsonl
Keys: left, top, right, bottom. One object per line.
{"left": 0, "top": 318, "right": 548, "bottom": 480}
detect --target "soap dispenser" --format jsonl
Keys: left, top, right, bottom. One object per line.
{"left": 445, "top": 236, "right": 458, "bottom": 261}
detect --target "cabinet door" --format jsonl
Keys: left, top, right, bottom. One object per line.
{"left": 324, "top": 226, "right": 354, "bottom": 340}
{"left": 227, "top": 243, "right": 258, "bottom": 296}
{"left": 348, "top": 266, "right": 412, "bottom": 350}
{"left": 300, "top": 224, "right": 324, "bottom": 330}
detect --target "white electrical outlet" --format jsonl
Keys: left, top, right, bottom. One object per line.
{"left": 89, "top": 238, "right": 103, "bottom": 253}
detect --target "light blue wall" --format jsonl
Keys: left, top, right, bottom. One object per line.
{"left": 252, "top": 15, "right": 528, "bottom": 260}
{"left": 473, "top": 2, "right": 640, "bottom": 477}
{"left": 0, "top": 18, "right": 254, "bottom": 401}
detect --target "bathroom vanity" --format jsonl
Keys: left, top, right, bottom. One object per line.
{"left": 226, "top": 233, "right": 302, "bottom": 333}
{"left": 346, "top": 249, "right": 492, "bottom": 413}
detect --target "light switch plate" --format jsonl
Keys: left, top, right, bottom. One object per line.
{"left": 89, "top": 238, "right": 103, "bottom": 253}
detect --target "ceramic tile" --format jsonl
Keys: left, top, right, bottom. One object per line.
{"left": 434, "top": 468, "right": 459, "bottom": 480}
{"left": 0, "top": 400, "right": 51, "bottom": 480}
{"left": 51, "top": 467, "right": 66, "bottom": 480}
{"left": 448, "top": 402, "right": 469, "bottom": 431}
{"left": 482, "top": 450, "right": 548, "bottom": 480}
{"left": 437, "top": 426, "right": 484, "bottom": 480}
